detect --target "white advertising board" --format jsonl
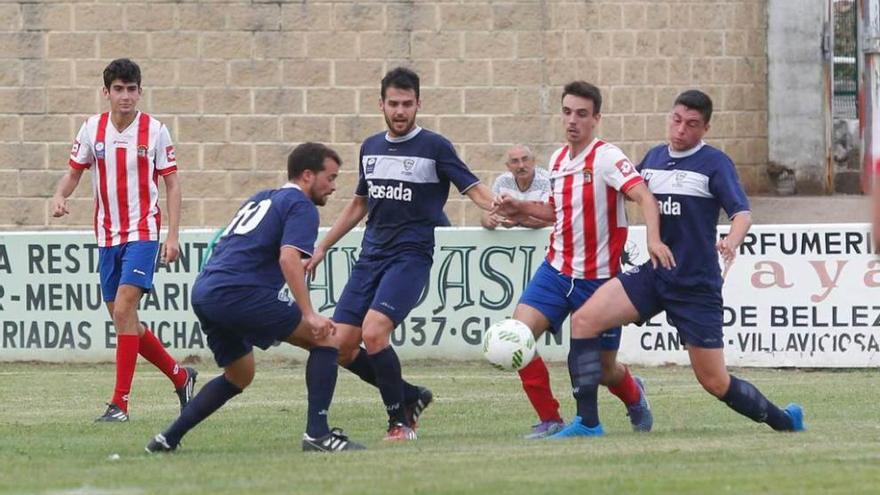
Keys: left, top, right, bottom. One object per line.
{"left": 0, "top": 224, "right": 877, "bottom": 367}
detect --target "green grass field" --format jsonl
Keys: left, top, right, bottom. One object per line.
{"left": 1, "top": 360, "right": 878, "bottom": 495}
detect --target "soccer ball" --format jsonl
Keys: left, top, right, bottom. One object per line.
{"left": 482, "top": 319, "right": 536, "bottom": 371}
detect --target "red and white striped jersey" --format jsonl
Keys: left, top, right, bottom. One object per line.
{"left": 69, "top": 112, "right": 177, "bottom": 247}
{"left": 545, "top": 138, "right": 643, "bottom": 279}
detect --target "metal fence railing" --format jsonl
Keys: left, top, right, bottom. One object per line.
{"left": 833, "top": 0, "right": 858, "bottom": 119}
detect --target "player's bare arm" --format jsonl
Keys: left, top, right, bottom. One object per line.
{"left": 281, "top": 246, "right": 335, "bottom": 340}
{"left": 161, "top": 172, "right": 182, "bottom": 264}
{"left": 496, "top": 194, "right": 555, "bottom": 223}
{"left": 50, "top": 168, "right": 84, "bottom": 217}
{"left": 515, "top": 215, "right": 553, "bottom": 229}
{"left": 465, "top": 183, "right": 495, "bottom": 211}
{"left": 305, "top": 195, "right": 368, "bottom": 274}
{"left": 625, "top": 182, "right": 675, "bottom": 269}
{"left": 717, "top": 211, "right": 752, "bottom": 265}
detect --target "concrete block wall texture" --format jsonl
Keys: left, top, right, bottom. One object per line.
{"left": 0, "top": 0, "right": 769, "bottom": 229}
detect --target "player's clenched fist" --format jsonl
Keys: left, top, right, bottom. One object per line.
{"left": 50, "top": 195, "right": 70, "bottom": 217}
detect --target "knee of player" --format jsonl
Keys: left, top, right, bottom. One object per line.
{"left": 225, "top": 370, "right": 254, "bottom": 390}
{"left": 361, "top": 326, "right": 391, "bottom": 351}
{"left": 696, "top": 372, "right": 729, "bottom": 398}
{"left": 570, "top": 310, "right": 602, "bottom": 338}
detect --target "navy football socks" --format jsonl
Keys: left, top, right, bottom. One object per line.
{"left": 368, "top": 346, "right": 408, "bottom": 425}
{"left": 721, "top": 375, "right": 794, "bottom": 431}
{"left": 568, "top": 337, "right": 603, "bottom": 428}
{"left": 346, "top": 346, "right": 421, "bottom": 404}
{"left": 163, "top": 374, "right": 242, "bottom": 447}
{"left": 305, "top": 346, "right": 339, "bottom": 438}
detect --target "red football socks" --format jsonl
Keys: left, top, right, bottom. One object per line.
{"left": 111, "top": 334, "right": 140, "bottom": 412}
{"left": 139, "top": 329, "right": 187, "bottom": 389}
{"left": 608, "top": 365, "right": 641, "bottom": 406}
{"left": 517, "top": 356, "right": 563, "bottom": 422}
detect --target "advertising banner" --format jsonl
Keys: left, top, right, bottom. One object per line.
{"left": 0, "top": 224, "right": 877, "bottom": 367}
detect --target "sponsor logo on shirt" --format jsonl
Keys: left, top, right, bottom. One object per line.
{"left": 658, "top": 196, "right": 681, "bottom": 216}
{"left": 165, "top": 145, "right": 176, "bottom": 162}
{"left": 95, "top": 142, "right": 105, "bottom": 160}
{"left": 367, "top": 180, "right": 413, "bottom": 202}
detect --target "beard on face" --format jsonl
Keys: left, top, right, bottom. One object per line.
{"left": 384, "top": 111, "right": 416, "bottom": 136}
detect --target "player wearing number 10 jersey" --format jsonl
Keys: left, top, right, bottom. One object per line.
{"left": 146, "top": 142, "right": 365, "bottom": 453}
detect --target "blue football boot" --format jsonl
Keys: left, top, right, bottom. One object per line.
{"left": 547, "top": 416, "right": 605, "bottom": 439}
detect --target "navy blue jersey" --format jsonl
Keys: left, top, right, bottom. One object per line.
{"left": 355, "top": 127, "right": 480, "bottom": 257}
{"left": 638, "top": 142, "right": 750, "bottom": 288}
{"left": 199, "top": 184, "right": 319, "bottom": 290}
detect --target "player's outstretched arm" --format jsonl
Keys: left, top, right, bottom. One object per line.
{"left": 626, "top": 182, "right": 675, "bottom": 269}
{"left": 161, "top": 172, "right": 182, "bottom": 264}
{"left": 717, "top": 212, "right": 752, "bottom": 266}
{"left": 305, "top": 195, "right": 368, "bottom": 274}
{"left": 465, "top": 183, "right": 495, "bottom": 211}
{"left": 50, "top": 168, "right": 84, "bottom": 218}
{"left": 496, "top": 194, "right": 555, "bottom": 224}
{"left": 281, "top": 246, "right": 335, "bottom": 339}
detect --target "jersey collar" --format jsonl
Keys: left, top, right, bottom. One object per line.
{"left": 667, "top": 140, "right": 705, "bottom": 159}
{"left": 385, "top": 126, "right": 422, "bottom": 143}
{"left": 566, "top": 138, "right": 600, "bottom": 162}
{"left": 282, "top": 183, "right": 302, "bottom": 190}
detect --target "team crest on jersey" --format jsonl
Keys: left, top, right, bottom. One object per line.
{"left": 165, "top": 145, "right": 175, "bottom": 162}
{"left": 137, "top": 145, "right": 148, "bottom": 158}
{"left": 403, "top": 158, "right": 415, "bottom": 173}
{"left": 583, "top": 170, "right": 592, "bottom": 183}
{"left": 642, "top": 171, "right": 653, "bottom": 183}
{"left": 95, "top": 142, "right": 105, "bottom": 159}
{"left": 70, "top": 140, "right": 80, "bottom": 156}
{"left": 365, "top": 157, "right": 377, "bottom": 174}
{"left": 615, "top": 159, "right": 636, "bottom": 176}
{"left": 674, "top": 171, "right": 688, "bottom": 187}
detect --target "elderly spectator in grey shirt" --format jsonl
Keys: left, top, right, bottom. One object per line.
{"left": 482, "top": 144, "right": 553, "bottom": 229}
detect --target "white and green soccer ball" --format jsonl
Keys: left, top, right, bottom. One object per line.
{"left": 482, "top": 319, "right": 536, "bottom": 371}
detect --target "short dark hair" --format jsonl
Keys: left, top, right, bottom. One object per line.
{"left": 103, "top": 58, "right": 142, "bottom": 89}
{"left": 381, "top": 67, "right": 420, "bottom": 100}
{"left": 674, "top": 90, "right": 713, "bottom": 123}
{"left": 562, "top": 81, "right": 602, "bottom": 114}
{"left": 287, "top": 142, "right": 341, "bottom": 180}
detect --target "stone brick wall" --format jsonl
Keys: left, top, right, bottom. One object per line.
{"left": 0, "top": 0, "right": 769, "bottom": 229}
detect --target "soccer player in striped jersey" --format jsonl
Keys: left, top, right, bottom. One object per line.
{"left": 563, "top": 90, "right": 804, "bottom": 435}
{"left": 50, "top": 59, "right": 196, "bottom": 422}
{"left": 496, "top": 81, "right": 674, "bottom": 438}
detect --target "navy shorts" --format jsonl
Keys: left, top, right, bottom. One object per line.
{"left": 192, "top": 279, "right": 302, "bottom": 367}
{"left": 519, "top": 261, "right": 622, "bottom": 351}
{"left": 617, "top": 261, "right": 724, "bottom": 348}
{"left": 98, "top": 240, "right": 159, "bottom": 302}
{"left": 333, "top": 251, "right": 432, "bottom": 327}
